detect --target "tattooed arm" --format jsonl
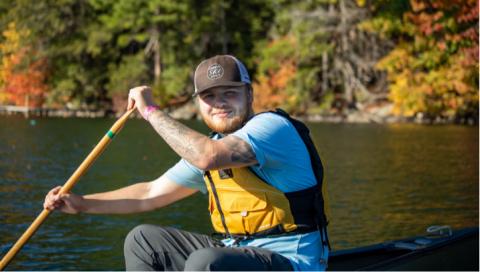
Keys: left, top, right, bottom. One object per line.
{"left": 150, "top": 110, "right": 258, "bottom": 169}
{"left": 128, "top": 86, "right": 257, "bottom": 170}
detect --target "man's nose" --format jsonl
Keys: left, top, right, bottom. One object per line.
{"left": 214, "top": 95, "right": 228, "bottom": 107}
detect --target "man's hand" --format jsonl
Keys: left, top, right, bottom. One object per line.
{"left": 43, "top": 186, "right": 85, "bottom": 214}
{"left": 127, "top": 86, "right": 157, "bottom": 114}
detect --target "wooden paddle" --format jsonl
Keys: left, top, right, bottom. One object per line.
{"left": 0, "top": 108, "right": 136, "bottom": 270}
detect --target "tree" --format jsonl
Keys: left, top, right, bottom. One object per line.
{"left": 3, "top": 0, "right": 107, "bottom": 109}
{"left": 363, "top": 0, "right": 479, "bottom": 119}
{"left": 89, "top": 0, "right": 275, "bottom": 108}
{"left": 1, "top": 0, "right": 276, "bottom": 110}
{"left": 252, "top": 37, "right": 297, "bottom": 112}
{"left": 253, "top": 0, "right": 391, "bottom": 114}
{"left": 0, "top": 22, "right": 48, "bottom": 107}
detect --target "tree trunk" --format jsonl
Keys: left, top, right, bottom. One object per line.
{"left": 220, "top": 1, "right": 228, "bottom": 53}
{"left": 339, "top": 0, "right": 353, "bottom": 105}
{"left": 25, "top": 94, "right": 29, "bottom": 119}
{"left": 153, "top": 28, "right": 161, "bottom": 81}
{"left": 322, "top": 51, "right": 329, "bottom": 93}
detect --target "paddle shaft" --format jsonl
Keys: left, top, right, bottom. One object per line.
{"left": 0, "top": 108, "right": 136, "bottom": 270}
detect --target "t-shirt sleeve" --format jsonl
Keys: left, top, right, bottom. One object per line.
{"left": 164, "top": 159, "right": 207, "bottom": 193}
{"left": 232, "top": 113, "right": 301, "bottom": 169}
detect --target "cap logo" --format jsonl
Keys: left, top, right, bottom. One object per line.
{"left": 207, "top": 64, "right": 224, "bottom": 80}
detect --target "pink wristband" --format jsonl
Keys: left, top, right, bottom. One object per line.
{"left": 143, "top": 105, "right": 159, "bottom": 121}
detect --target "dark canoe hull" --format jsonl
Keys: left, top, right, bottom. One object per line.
{"left": 328, "top": 227, "right": 479, "bottom": 271}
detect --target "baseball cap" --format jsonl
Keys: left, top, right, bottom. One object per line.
{"left": 193, "top": 55, "right": 251, "bottom": 96}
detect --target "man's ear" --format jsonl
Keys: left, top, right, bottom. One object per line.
{"left": 247, "top": 85, "right": 254, "bottom": 103}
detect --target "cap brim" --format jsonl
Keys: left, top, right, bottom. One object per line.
{"left": 193, "top": 81, "right": 246, "bottom": 96}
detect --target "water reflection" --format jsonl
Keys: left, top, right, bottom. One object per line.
{"left": 310, "top": 123, "right": 478, "bottom": 249}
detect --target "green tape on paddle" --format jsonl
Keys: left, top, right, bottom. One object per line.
{"left": 106, "top": 130, "right": 115, "bottom": 139}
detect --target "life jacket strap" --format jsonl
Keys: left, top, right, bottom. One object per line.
{"left": 212, "top": 224, "right": 319, "bottom": 242}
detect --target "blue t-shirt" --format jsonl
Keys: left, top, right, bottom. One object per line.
{"left": 165, "top": 112, "right": 328, "bottom": 270}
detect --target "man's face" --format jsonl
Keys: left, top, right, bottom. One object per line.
{"left": 197, "top": 85, "right": 253, "bottom": 134}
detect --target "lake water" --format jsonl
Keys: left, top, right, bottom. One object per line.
{"left": 0, "top": 116, "right": 478, "bottom": 270}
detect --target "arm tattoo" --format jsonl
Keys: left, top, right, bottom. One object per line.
{"left": 148, "top": 111, "right": 209, "bottom": 165}
{"left": 148, "top": 111, "right": 257, "bottom": 169}
{"left": 222, "top": 136, "right": 257, "bottom": 165}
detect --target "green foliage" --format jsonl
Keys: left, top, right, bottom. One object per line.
{"left": 256, "top": 38, "right": 297, "bottom": 74}
{"left": 358, "top": 0, "right": 411, "bottom": 37}
{"left": 152, "top": 65, "right": 191, "bottom": 107}
{"left": 0, "top": 0, "right": 276, "bottom": 109}
{"left": 307, "top": 91, "right": 335, "bottom": 114}
{"left": 253, "top": 1, "right": 335, "bottom": 113}
{"left": 107, "top": 53, "right": 149, "bottom": 96}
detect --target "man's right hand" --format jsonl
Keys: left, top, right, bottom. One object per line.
{"left": 43, "top": 186, "right": 84, "bottom": 214}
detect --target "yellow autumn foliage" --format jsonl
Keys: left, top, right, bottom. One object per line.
{"left": 375, "top": 0, "right": 478, "bottom": 119}
{"left": 0, "top": 22, "right": 25, "bottom": 104}
{"left": 0, "top": 22, "right": 48, "bottom": 106}
{"left": 379, "top": 45, "right": 478, "bottom": 117}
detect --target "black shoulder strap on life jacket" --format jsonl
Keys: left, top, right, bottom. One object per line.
{"left": 270, "top": 109, "right": 324, "bottom": 186}
{"left": 268, "top": 108, "right": 330, "bottom": 248}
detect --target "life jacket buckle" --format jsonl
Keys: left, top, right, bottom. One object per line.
{"left": 232, "top": 235, "right": 250, "bottom": 246}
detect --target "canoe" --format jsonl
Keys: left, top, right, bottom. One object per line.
{"left": 328, "top": 226, "right": 479, "bottom": 271}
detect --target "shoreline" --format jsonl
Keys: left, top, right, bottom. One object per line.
{"left": 301, "top": 113, "right": 478, "bottom": 126}
{"left": 0, "top": 105, "right": 477, "bottom": 126}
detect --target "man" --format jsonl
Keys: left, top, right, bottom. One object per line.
{"left": 44, "top": 55, "right": 329, "bottom": 271}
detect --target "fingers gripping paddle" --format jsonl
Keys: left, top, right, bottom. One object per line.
{"left": 0, "top": 108, "right": 136, "bottom": 270}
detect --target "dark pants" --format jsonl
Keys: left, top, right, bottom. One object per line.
{"left": 124, "top": 224, "right": 293, "bottom": 271}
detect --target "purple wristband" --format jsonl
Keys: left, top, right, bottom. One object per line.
{"left": 143, "top": 105, "right": 159, "bottom": 121}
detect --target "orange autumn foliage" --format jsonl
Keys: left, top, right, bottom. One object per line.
{"left": 252, "top": 37, "right": 298, "bottom": 112}
{"left": 0, "top": 22, "right": 48, "bottom": 107}
{"left": 253, "top": 60, "right": 296, "bottom": 112}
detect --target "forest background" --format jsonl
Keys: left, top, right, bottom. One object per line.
{"left": 0, "top": 0, "right": 478, "bottom": 123}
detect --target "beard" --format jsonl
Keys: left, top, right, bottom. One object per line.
{"left": 202, "top": 104, "right": 252, "bottom": 134}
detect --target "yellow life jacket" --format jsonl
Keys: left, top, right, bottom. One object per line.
{"left": 203, "top": 109, "right": 329, "bottom": 241}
